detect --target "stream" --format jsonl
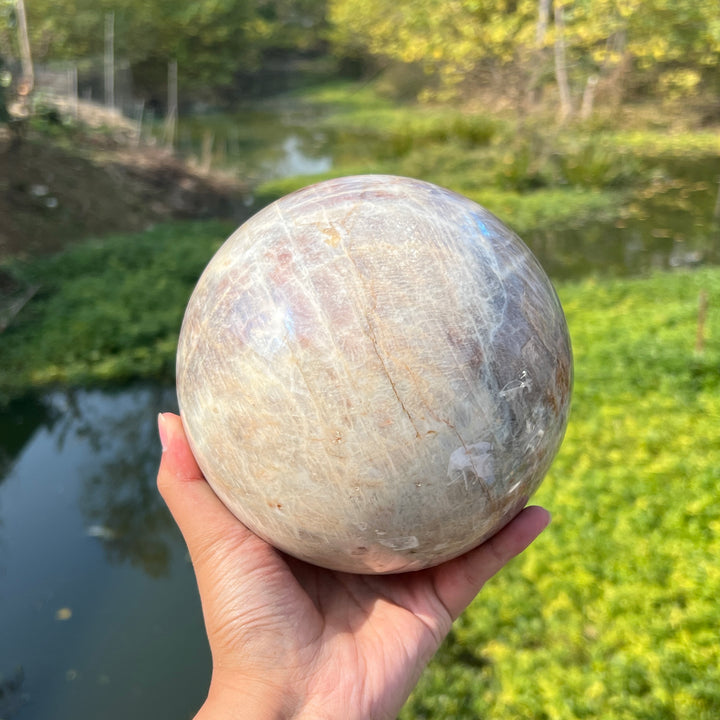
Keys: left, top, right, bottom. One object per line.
{"left": 172, "top": 108, "right": 720, "bottom": 279}
{"left": 0, "top": 388, "right": 212, "bottom": 719}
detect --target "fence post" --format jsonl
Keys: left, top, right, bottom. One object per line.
{"left": 164, "top": 59, "right": 178, "bottom": 148}
{"left": 104, "top": 12, "right": 115, "bottom": 108}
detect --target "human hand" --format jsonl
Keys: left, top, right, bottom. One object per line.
{"left": 157, "top": 412, "right": 550, "bottom": 720}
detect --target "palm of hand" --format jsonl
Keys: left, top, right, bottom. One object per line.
{"left": 192, "top": 513, "right": 456, "bottom": 719}
{"left": 158, "top": 412, "right": 548, "bottom": 720}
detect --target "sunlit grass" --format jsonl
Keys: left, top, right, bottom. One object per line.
{"left": 607, "top": 130, "right": 720, "bottom": 157}
{"left": 401, "top": 268, "right": 720, "bottom": 719}
{"left": 0, "top": 221, "right": 232, "bottom": 400}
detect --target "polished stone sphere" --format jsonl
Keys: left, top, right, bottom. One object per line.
{"left": 176, "top": 175, "right": 572, "bottom": 574}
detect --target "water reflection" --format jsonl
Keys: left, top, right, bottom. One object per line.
{"left": 170, "top": 101, "right": 720, "bottom": 279}
{"left": 526, "top": 168, "right": 720, "bottom": 280}
{"left": 0, "top": 666, "right": 26, "bottom": 719}
{"left": 64, "top": 387, "right": 177, "bottom": 577}
{"left": 263, "top": 134, "right": 332, "bottom": 179}
{"left": 2, "top": 387, "right": 178, "bottom": 577}
{"left": 0, "top": 395, "right": 59, "bottom": 485}
{"left": 175, "top": 110, "right": 332, "bottom": 184}
{"left": 0, "top": 385, "right": 209, "bottom": 720}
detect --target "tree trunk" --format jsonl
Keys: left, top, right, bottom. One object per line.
{"left": 526, "top": 0, "right": 552, "bottom": 110}
{"left": 104, "top": 12, "right": 115, "bottom": 108}
{"left": 580, "top": 74, "right": 599, "bottom": 119}
{"left": 554, "top": 1, "right": 572, "bottom": 123}
{"left": 605, "top": 30, "right": 628, "bottom": 110}
{"left": 14, "top": 0, "right": 34, "bottom": 95}
{"left": 164, "top": 60, "right": 178, "bottom": 149}
{"left": 537, "top": 0, "right": 551, "bottom": 44}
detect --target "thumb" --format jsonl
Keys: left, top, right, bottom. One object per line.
{"left": 156, "top": 412, "right": 254, "bottom": 562}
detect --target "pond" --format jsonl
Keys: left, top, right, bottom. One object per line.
{"left": 0, "top": 387, "right": 210, "bottom": 719}
{"left": 535, "top": 158, "right": 720, "bottom": 279}
{"left": 171, "top": 106, "right": 720, "bottom": 279}
{"left": 173, "top": 108, "right": 332, "bottom": 186}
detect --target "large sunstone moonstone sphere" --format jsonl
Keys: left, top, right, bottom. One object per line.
{"left": 176, "top": 175, "right": 572, "bottom": 574}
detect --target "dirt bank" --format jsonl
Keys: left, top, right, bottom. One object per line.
{"left": 0, "top": 123, "right": 249, "bottom": 261}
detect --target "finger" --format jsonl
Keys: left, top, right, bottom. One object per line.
{"left": 432, "top": 505, "right": 550, "bottom": 620}
{"left": 157, "top": 412, "right": 254, "bottom": 560}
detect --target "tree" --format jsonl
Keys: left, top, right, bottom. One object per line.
{"left": 10, "top": 0, "right": 327, "bottom": 95}
{"left": 547, "top": 0, "right": 720, "bottom": 113}
{"left": 328, "top": 0, "right": 720, "bottom": 112}
{"left": 553, "top": 1, "right": 572, "bottom": 121}
{"left": 14, "top": 0, "right": 32, "bottom": 94}
{"left": 329, "top": 0, "right": 537, "bottom": 97}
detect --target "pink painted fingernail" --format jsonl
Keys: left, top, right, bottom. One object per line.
{"left": 157, "top": 413, "right": 169, "bottom": 452}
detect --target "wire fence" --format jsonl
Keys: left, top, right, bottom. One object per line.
{"left": 31, "top": 60, "right": 161, "bottom": 143}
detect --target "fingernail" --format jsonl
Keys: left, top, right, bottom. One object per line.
{"left": 157, "top": 413, "right": 169, "bottom": 452}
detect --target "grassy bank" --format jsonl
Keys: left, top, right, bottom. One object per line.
{"left": 0, "top": 221, "right": 232, "bottom": 400}
{"left": 252, "top": 81, "right": 718, "bottom": 244}
{"left": 3, "top": 217, "right": 716, "bottom": 403}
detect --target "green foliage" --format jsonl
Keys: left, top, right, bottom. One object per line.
{"left": 328, "top": 0, "right": 536, "bottom": 96}
{"left": 326, "top": 0, "right": 720, "bottom": 105}
{"left": 18, "top": 0, "right": 327, "bottom": 89}
{"left": 608, "top": 130, "right": 720, "bottom": 158}
{"left": 294, "top": 83, "right": 501, "bottom": 147}
{"left": 401, "top": 268, "right": 720, "bottom": 719}
{"left": 552, "top": 138, "right": 641, "bottom": 189}
{"left": 252, "top": 86, "right": 632, "bottom": 236}
{"left": 10, "top": 0, "right": 720, "bottom": 106}
{"left": 0, "top": 221, "right": 231, "bottom": 400}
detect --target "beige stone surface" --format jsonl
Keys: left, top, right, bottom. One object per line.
{"left": 177, "top": 175, "right": 572, "bottom": 573}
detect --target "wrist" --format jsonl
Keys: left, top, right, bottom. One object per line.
{"left": 195, "top": 673, "right": 303, "bottom": 720}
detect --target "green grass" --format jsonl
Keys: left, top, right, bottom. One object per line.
{"left": 401, "top": 269, "right": 720, "bottom": 719}
{"left": 252, "top": 82, "right": 719, "bottom": 250}
{"left": 607, "top": 130, "right": 720, "bottom": 158}
{"left": 252, "top": 82, "right": 678, "bottom": 235}
{"left": 0, "top": 220, "right": 232, "bottom": 400}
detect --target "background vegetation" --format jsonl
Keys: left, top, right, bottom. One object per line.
{"left": 1, "top": 0, "right": 719, "bottom": 718}
{"left": 2, "top": 0, "right": 720, "bottom": 112}
{"left": 404, "top": 269, "right": 720, "bottom": 718}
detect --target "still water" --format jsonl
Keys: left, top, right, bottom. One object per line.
{"left": 174, "top": 109, "right": 720, "bottom": 279}
{"left": 0, "top": 387, "right": 210, "bottom": 719}
{"left": 174, "top": 108, "right": 332, "bottom": 185}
